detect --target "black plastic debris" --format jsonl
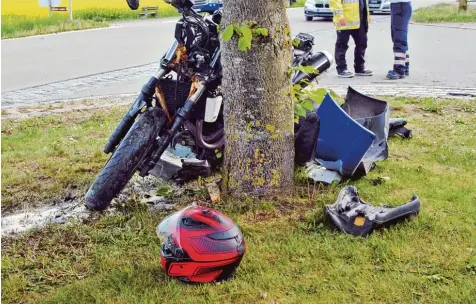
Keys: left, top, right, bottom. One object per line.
{"left": 295, "top": 112, "right": 320, "bottom": 166}
{"left": 172, "top": 159, "right": 211, "bottom": 184}
{"left": 325, "top": 186, "right": 420, "bottom": 237}
{"left": 389, "top": 118, "right": 413, "bottom": 139}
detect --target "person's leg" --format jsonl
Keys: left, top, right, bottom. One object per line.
{"left": 387, "top": 2, "right": 408, "bottom": 79}
{"left": 353, "top": 13, "right": 372, "bottom": 76}
{"left": 404, "top": 2, "right": 412, "bottom": 76}
{"left": 335, "top": 30, "right": 353, "bottom": 77}
{"left": 405, "top": 53, "right": 410, "bottom": 76}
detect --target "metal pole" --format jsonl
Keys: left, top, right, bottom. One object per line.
{"left": 69, "top": 0, "right": 73, "bottom": 20}
{"left": 48, "top": 0, "right": 52, "bottom": 17}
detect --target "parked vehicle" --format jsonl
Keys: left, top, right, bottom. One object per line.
{"left": 368, "top": 0, "right": 391, "bottom": 14}
{"left": 85, "top": 0, "right": 334, "bottom": 211}
{"left": 191, "top": 0, "right": 222, "bottom": 13}
{"left": 304, "top": 0, "right": 333, "bottom": 21}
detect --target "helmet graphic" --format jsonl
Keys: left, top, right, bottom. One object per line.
{"left": 156, "top": 205, "right": 246, "bottom": 283}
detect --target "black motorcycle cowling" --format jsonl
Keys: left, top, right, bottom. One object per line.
{"left": 325, "top": 186, "right": 420, "bottom": 236}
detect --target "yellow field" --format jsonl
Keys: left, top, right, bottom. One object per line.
{"left": 2, "top": 0, "right": 171, "bottom": 16}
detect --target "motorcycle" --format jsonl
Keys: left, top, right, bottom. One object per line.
{"left": 85, "top": 0, "right": 334, "bottom": 211}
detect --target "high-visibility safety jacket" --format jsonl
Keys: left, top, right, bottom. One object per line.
{"left": 330, "top": 0, "right": 370, "bottom": 30}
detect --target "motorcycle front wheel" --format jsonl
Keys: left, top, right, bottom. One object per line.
{"left": 85, "top": 107, "right": 167, "bottom": 211}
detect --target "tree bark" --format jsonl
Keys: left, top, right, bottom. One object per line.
{"left": 221, "top": 0, "right": 294, "bottom": 197}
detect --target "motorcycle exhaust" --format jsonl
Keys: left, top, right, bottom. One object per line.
{"left": 292, "top": 50, "right": 334, "bottom": 86}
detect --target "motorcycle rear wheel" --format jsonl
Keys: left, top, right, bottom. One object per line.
{"left": 85, "top": 107, "right": 167, "bottom": 211}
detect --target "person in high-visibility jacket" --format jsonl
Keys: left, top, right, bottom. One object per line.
{"left": 386, "top": 0, "right": 412, "bottom": 79}
{"left": 330, "top": 0, "right": 372, "bottom": 78}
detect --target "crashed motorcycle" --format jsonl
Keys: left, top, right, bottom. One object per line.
{"left": 85, "top": 0, "right": 334, "bottom": 211}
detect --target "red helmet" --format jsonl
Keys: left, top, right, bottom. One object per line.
{"left": 156, "top": 205, "right": 246, "bottom": 283}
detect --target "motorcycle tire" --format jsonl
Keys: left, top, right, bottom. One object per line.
{"left": 85, "top": 107, "right": 167, "bottom": 211}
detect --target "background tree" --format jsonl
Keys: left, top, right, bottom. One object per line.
{"left": 221, "top": 0, "right": 295, "bottom": 197}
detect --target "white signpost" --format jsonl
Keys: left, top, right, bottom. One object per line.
{"left": 38, "top": 0, "right": 73, "bottom": 20}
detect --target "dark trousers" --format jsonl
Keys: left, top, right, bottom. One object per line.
{"left": 391, "top": 2, "right": 412, "bottom": 74}
{"left": 335, "top": 13, "right": 368, "bottom": 73}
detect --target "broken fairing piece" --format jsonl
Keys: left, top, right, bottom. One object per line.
{"left": 325, "top": 186, "right": 420, "bottom": 236}
{"left": 389, "top": 118, "right": 412, "bottom": 139}
{"left": 204, "top": 95, "right": 223, "bottom": 123}
{"left": 172, "top": 159, "right": 211, "bottom": 184}
{"left": 295, "top": 112, "right": 320, "bottom": 166}
{"left": 149, "top": 145, "right": 198, "bottom": 180}
{"left": 305, "top": 161, "right": 342, "bottom": 184}
{"left": 342, "top": 87, "right": 390, "bottom": 173}
{"left": 315, "top": 93, "right": 376, "bottom": 176}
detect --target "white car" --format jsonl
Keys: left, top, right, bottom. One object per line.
{"left": 368, "top": 0, "right": 391, "bottom": 14}
{"left": 304, "top": 0, "right": 333, "bottom": 21}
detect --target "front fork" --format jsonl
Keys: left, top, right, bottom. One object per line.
{"left": 139, "top": 81, "right": 207, "bottom": 177}
{"left": 103, "top": 40, "right": 180, "bottom": 154}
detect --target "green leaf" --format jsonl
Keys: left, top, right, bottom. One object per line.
{"left": 216, "top": 151, "right": 223, "bottom": 159}
{"left": 294, "top": 104, "right": 307, "bottom": 117}
{"left": 293, "top": 84, "right": 302, "bottom": 91}
{"left": 240, "top": 24, "right": 252, "bottom": 42}
{"left": 298, "top": 65, "right": 318, "bottom": 75}
{"left": 233, "top": 24, "right": 241, "bottom": 35}
{"left": 292, "top": 38, "right": 300, "bottom": 47}
{"left": 221, "top": 25, "right": 234, "bottom": 42}
{"left": 238, "top": 37, "right": 251, "bottom": 51}
{"left": 309, "top": 88, "right": 328, "bottom": 104}
{"left": 301, "top": 100, "right": 315, "bottom": 112}
{"left": 253, "top": 27, "right": 269, "bottom": 37}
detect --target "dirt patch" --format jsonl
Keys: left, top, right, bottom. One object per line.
{"left": 1, "top": 175, "right": 175, "bottom": 237}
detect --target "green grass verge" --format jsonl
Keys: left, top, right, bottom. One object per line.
{"left": 1, "top": 106, "right": 128, "bottom": 212}
{"left": 2, "top": 97, "right": 476, "bottom": 303}
{"left": 1, "top": 7, "right": 179, "bottom": 39}
{"left": 413, "top": 3, "right": 476, "bottom": 23}
{"left": 290, "top": 0, "right": 306, "bottom": 8}
{"left": 1, "top": 14, "right": 107, "bottom": 39}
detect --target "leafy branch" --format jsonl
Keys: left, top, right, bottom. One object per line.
{"left": 221, "top": 22, "right": 269, "bottom": 51}
{"left": 290, "top": 66, "right": 340, "bottom": 122}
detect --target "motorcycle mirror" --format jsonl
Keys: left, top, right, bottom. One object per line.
{"left": 126, "top": 0, "right": 140, "bottom": 10}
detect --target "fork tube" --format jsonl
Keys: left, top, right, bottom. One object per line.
{"left": 139, "top": 82, "right": 207, "bottom": 176}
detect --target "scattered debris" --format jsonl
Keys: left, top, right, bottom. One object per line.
{"left": 206, "top": 182, "right": 221, "bottom": 203}
{"left": 313, "top": 87, "right": 395, "bottom": 177}
{"left": 1, "top": 174, "right": 175, "bottom": 237}
{"left": 389, "top": 118, "right": 413, "bottom": 139}
{"left": 342, "top": 87, "right": 389, "bottom": 175}
{"left": 1, "top": 202, "right": 93, "bottom": 236}
{"left": 305, "top": 161, "right": 342, "bottom": 184}
{"left": 294, "top": 112, "right": 320, "bottom": 166}
{"left": 315, "top": 92, "right": 376, "bottom": 176}
{"left": 325, "top": 186, "right": 420, "bottom": 236}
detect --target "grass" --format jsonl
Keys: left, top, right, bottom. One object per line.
{"left": 2, "top": 97, "right": 476, "bottom": 303}
{"left": 1, "top": 106, "right": 128, "bottom": 212}
{"left": 290, "top": 0, "right": 306, "bottom": 8}
{"left": 1, "top": 14, "right": 108, "bottom": 39}
{"left": 413, "top": 3, "right": 476, "bottom": 23}
{"left": 1, "top": 4, "right": 179, "bottom": 39}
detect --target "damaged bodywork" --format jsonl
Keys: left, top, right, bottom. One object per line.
{"left": 325, "top": 186, "right": 420, "bottom": 236}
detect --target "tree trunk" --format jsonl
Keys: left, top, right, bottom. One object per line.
{"left": 221, "top": 0, "right": 295, "bottom": 197}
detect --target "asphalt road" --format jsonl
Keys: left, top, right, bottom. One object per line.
{"left": 2, "top": 0, "right": 476, "bottom": 107}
